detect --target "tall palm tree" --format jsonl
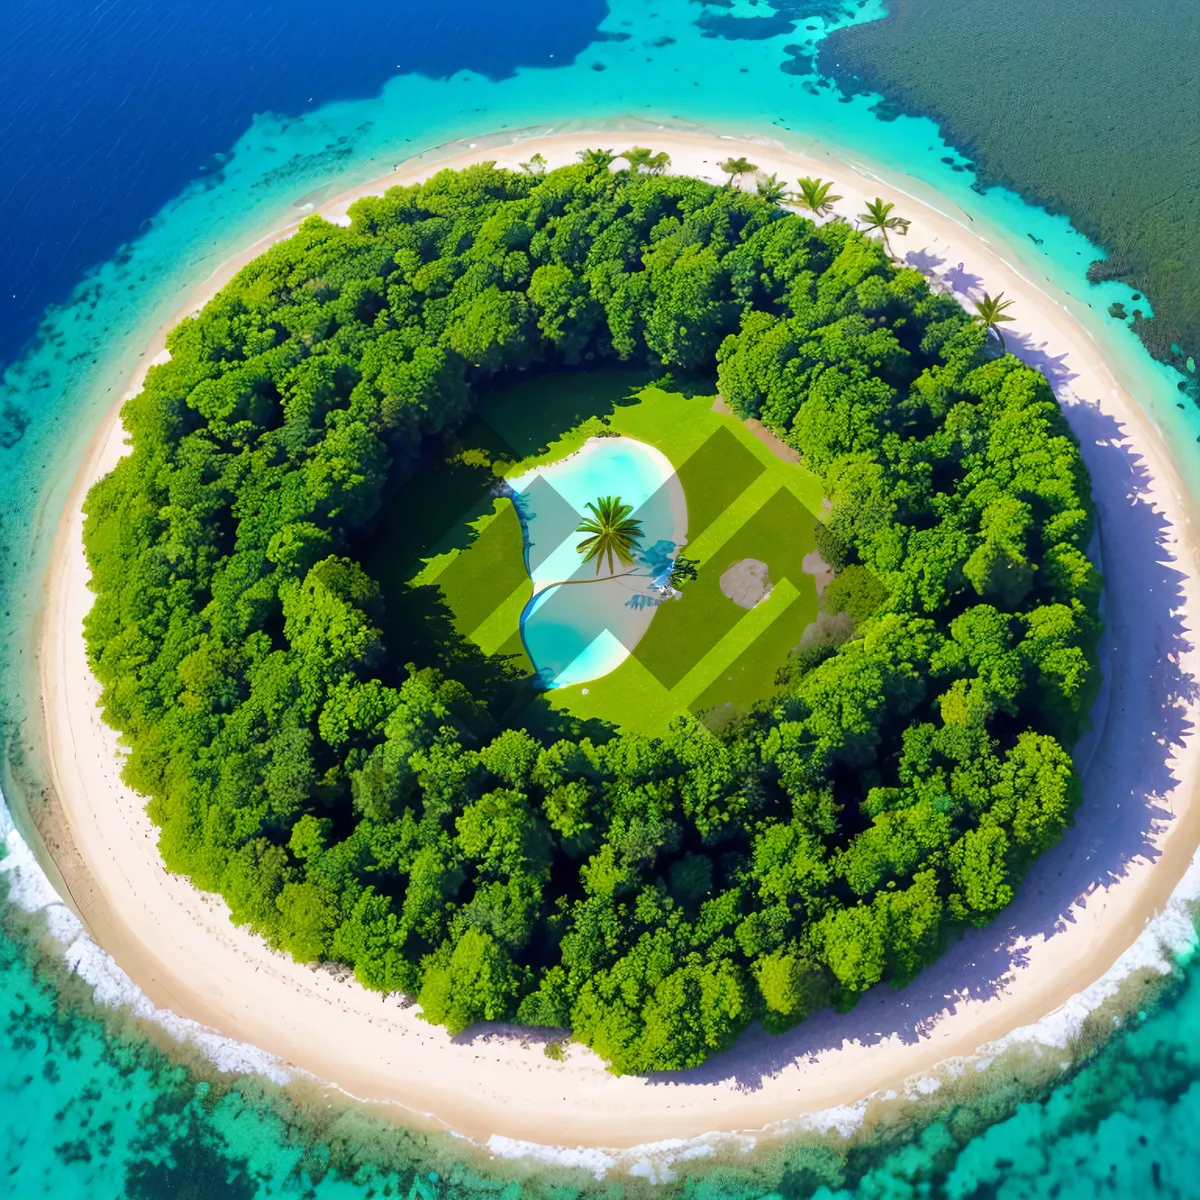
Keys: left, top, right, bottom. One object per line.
{"left": 576, "top": 147, "right": 615, "bottom": 169}
{"left": 794, "top": 176, "right": 842, "bottom": 218}
{"left": 974, "top": 292, "right": 1017, "bottom": 351}
{"left": 718, "top": 156, "right": 758, "bottom": 187}
{"left": 575, "top": 497, "right": 644, "bottom": 576}
{"left": 619, "top": 146, "right": 651, "bottom": 173}
{"left": 619, "top": 146, "right": 670, "bottom": 175}
{"left": 858, "top": 198, "right": 911, "bottom": 256}
{"left": 755, "top": 172, "right": 788, "bottom": 204}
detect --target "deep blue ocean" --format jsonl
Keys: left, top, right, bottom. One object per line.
{"left": 0, "top": 0, "right": 608, "bottom": 367}
{"left": 2, "top": 1, "right": 1200, "bottom": 1195}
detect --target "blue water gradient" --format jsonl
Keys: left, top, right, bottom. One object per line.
{"left": 0, "top": 0, "right": 607, "bottom": 366}
{"left": 2, "top": 0, "right": 1200, "bottom": 1194}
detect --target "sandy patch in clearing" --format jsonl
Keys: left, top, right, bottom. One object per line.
{"left": 720, "top": 557, "right": 772, "bottom": 608}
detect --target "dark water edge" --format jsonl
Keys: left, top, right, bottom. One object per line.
{"left": 818, "top": 0, "right": 1200, "bottom": 388}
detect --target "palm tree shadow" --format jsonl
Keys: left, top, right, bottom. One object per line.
{"left": 904, "top": 247, "right": 945, "bottom": 277}
{"left": 940, "top": 260, "right": 987, "bottom": 299}
{"left": 903, "top": 247, "right": 988, "bottom": 303}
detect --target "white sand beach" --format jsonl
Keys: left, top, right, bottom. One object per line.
{"left": 36, "top": 129, "right": 1200, "bottom": 1152}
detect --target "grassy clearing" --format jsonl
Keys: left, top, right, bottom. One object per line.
{"left": 540, "top": 384, "right": 823, "bottom": 732}
{"left": 366, "top": 369, "right": 825, "bottom": 734}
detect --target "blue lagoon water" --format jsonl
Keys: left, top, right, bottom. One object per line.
{"left": 510, "top": 438, "right": 682, "bottom": 688}
{"left": 2, "top": 0, "right": 1200, "bottom": 1194}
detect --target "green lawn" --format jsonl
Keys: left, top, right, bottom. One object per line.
{"left": 365, "top": 370, "right": 826, "bottom": 735}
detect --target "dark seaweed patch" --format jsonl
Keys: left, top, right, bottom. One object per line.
{"left": 819, "top": 0, "right": 1200, "bottom": 372}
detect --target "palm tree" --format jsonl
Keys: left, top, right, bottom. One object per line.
{"left": 619, "top": 146, "right": 670, "bottom": 176}
{"left": 858, "top": 197, "right": 911, "bottom": 256}
{"left": 646, "top": 150, "right": 671, "bottom": 175}
{"left": 620, "top": 146, "right": 651, "bottom": 173}
{"left": 519, "top": 152, "right": 548, "bottom": 176}
{"left": 718, "top": 156, "right": 758, "bottom": 187}
{"left": 794, "top": 176, "right": 842, "bottom": 218}
{"left": 575, "top": 496, "right": 644, "bottom": 576}
{"left": 974, "top": 292, "right": 1017, "bottom": 351}
{"left": 576, "top": 147, "right": 615, "bottom": 169}
{"left": 755, "top": 172, "right": 788, "bottom": 204}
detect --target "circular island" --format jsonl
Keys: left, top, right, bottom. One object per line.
{"left": 37, "top": 131, "right": 1200, "bottom": 1159}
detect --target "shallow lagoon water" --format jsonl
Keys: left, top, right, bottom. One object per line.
{"left": 2, "top": 0, "right": 1200, "bottom": 1194}
{"left": 510, "top": 438, "right": 683, "bottom": 688}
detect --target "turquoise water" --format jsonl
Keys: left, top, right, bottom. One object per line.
{"left": 2, "top": 817, "right": 1197, "bottom": 1197}
{"left": 2, "top": 0, "right": 1200, "bottom": 1193}
{"left": 511, "top": 438, "right": 682, "bottom": 688}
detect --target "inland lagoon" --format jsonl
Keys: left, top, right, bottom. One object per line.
{"left": 510, "top": 436, "right": 686, "bottom": 689}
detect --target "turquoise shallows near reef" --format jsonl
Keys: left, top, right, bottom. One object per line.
{"left": 509, "top": 437, "right": 685, "bottom": 688}
{"left": 2, "top": 0, "right": 1200, "bottom": 1193}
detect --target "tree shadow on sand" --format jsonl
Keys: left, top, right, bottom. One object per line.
{"left": 905, "top": 247, "right": 987, "bottom": 301}
{"left": 1003, "top": 326, "right": 1080, "bottom": 391}
{"left": 450, "top": 277, "right": 1198, "bottom": 1096}
{"left": 642, "top": 326, "right": 1198, "bottom": 1091}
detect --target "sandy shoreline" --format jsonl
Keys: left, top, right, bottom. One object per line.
{"left": 35, "top": 128, "right": 1200, "bottom": 1152}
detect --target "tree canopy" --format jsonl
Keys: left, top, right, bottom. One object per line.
{"left": 83, "top": 157, "right": 1100, "bottom": 1074}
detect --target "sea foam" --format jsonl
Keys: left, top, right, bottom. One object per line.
{"left": 0, "top": 809, "right": 291, "bottom": 1085}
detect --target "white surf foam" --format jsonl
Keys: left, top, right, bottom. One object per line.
{"left": 0, "top": 810, "right": 291, "bottom": 1084}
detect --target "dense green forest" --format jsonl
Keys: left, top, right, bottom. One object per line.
{"left": 82, "top": 157, "right": 1100, "bottom": 1072}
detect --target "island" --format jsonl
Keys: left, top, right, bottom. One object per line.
{"left": 37, "top": 131, "right": 1200, "bottom": 1152}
